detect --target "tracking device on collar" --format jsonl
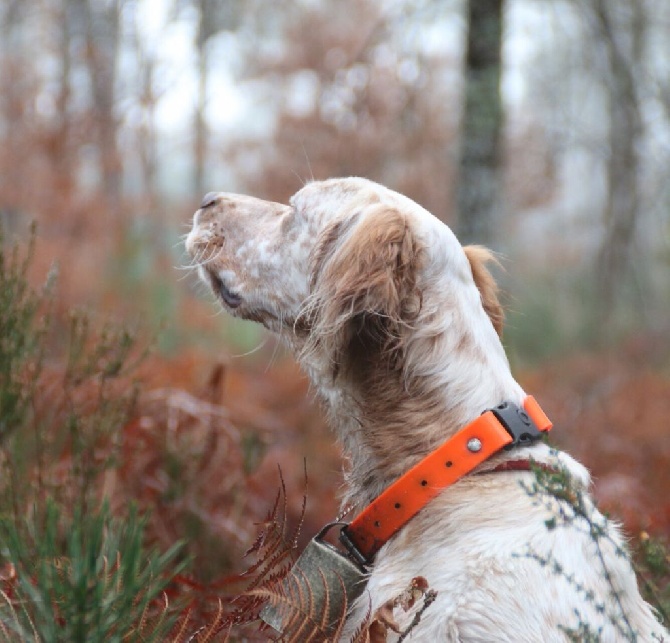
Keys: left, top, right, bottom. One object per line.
{"left": 259, "top": 396, "right": 553, "bottom": 631}
{"left": 259, "top": 522, "right": 368, "bottom": 636}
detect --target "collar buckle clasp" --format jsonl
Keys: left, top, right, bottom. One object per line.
{"left": 489, "top": 401, "right": 545, "bottom": 450}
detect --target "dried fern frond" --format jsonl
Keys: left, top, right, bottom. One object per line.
{"left": 248, "top": 564, "right": 347, "bottom": 641}
{"left": 246, "top": 466, "right": 307, "bottom": 579}
{"left": 168, "top": 607, "right": 193, "bottom": 642}
{"left": 184, "top": 599, "right": 226, "bottom": 643}
{"left": 0, "top": 588, "right": 21, "bottom": 641}
{"left": 223, "top": 468, "right": 318, "bottom": 637}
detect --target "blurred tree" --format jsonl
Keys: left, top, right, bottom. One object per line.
{"left": 225, "top": 0, "right": 458, "bottom": 221}
{"left": 0, "top": 0, "right": 667, "bottom": 347}
{"left": 0, "top": 0, "right": 28, "bottom": 221}
{"left": 127, "top": 3, "right": 160, "bottom": 212}
{"left": 74, "top": 0, "right": 124, "bottom": 220}
{"left": 586, "top": 0, "right": 644, "bottom": 315}
{"left": 47, "top": 1, "right": 76, "bottom": 209}
{"left": 457, "top": 0, "right": 504, "bottom": 245}
{"left": 190, "top": 0, "right": 245, "bottom": 195}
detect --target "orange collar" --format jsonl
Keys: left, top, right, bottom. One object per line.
{"left": 340, "top": 396, "right": 552, "bottom": 565}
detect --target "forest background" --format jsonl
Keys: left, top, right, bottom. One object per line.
{"left": 0, "top": 0, "right": 669, "bottom": 638}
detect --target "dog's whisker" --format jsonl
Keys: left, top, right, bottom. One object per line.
{"left": 230, "top": 336, "right": 269, "bottom": 359}
{"left": 184, "top": 243, "right": 225, "bottom": 272}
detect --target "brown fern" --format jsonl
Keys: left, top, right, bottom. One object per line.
{"left": 168, "top": 607, "right": 193, "bottom": 642}
{"left": 248, "top": 564, "right": 350, "bottom": 641}
{"left": 222, "top": 466, "right": 427, "bottom": 642}
{"left": 184, "top": 599, "right": 227, "bottom": 643}
{"left": 219, "top": 465, "right": 375, "bottom": 642}
{"left": 221, "top": 467, "right": 307, "bottom": 636}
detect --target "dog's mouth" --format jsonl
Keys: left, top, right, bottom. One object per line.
{"left": 208, "top": 271, "right": 243, "bottom": 309}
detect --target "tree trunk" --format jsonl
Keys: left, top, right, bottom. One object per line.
{"left": 193, "top": 0, "right": 212, "bottom": 196}
{"left": 52, "top": 0, "right": 76, "bottom": 209}
{"left": 591, "top": 0, "right": 644, "bottom": 313}
{"left": 457, "top": 0, "right": 504, "bottom": 245}
{"left": 129, "top": 3, "right": 158, "bottom": 213}
{"left": 76, "top": 0, "right": 123, "bottom": 219}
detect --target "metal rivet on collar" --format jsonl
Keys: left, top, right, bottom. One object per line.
{"left": 467, "top": 437, "right": 482, "bottom": 453}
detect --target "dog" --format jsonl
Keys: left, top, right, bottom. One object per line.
{"left": 186, "top": 177, "right": 667, "bottom": 641}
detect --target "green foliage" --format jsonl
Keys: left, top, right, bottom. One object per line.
{"left": 59, "top": 311, "right": 142, "bottom": 512}
{"left": 504, "top": 264, "right": 670, "bottom": 368}
{"left": 0, "top": 225, "right": 138, "bottom": 512}
{"left": 504, "top": 278, "right": 564, "bottom": 364}
{"left": 560, "top": 614, "right": 604, "bottom": 643}
{"left": 0, "top": 223, "right": 51, "bottom": 444}
{"left": 0, "top": 225, "right": 188, "bottom": 639}
{"left": 106, "top": 219, "right": 183, "bottom": 355}
{"left": 0, "top": 501, "right": 185, "bottom": 642}
{"left": 504, "top": 271, "right": 603, "bottom": 366}
{"left": 523, "top": 458, "right": 669, "bottom": 642}
{"left": 635, "top": 533, "right": 670, "bottom": 628}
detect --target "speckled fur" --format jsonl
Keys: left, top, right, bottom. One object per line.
{"left": 186, "top": 178, "right": 667, "bottom": 642}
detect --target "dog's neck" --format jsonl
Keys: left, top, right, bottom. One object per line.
{"left": 297, "top": 289, "right": 526, "bottom": 512}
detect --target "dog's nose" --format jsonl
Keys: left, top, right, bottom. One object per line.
{"left": 194, "top": 192, "right": 225, "bottom": 226}
{"left": 200, "top": 192, "right": 221, "bottom": 209}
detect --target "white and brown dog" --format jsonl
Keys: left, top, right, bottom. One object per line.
{"left": 186, "top": 177, "right": 666, "bottom": 641}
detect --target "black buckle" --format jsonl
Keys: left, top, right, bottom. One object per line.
{"left": 489, "top": 401, "right": 543, "bottom": 450}
{"left": 338, "top": 526, "right": 371, "bottom": 567}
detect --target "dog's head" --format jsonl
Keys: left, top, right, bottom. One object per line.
{"left": 186, "top": 177, "right": 503, "bottom": 377}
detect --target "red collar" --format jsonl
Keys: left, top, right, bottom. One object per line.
{"left": 340, "top": 396, "right": 552, "bottom": 565}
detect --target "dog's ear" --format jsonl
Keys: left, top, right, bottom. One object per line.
{"left": 306, "top": 204, "right": 423, "bottom": 374}
{"left": 463, "top": 245, "right": 504, "bottom": 336}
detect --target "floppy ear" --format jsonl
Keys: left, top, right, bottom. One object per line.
{"left": 463, "top": 245, "right": 504, "bottom": 336}
{"left": 305, "top": 204, "right": 423, "bottom": 374}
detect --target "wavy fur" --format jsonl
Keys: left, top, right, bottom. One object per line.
{"left": 186, "top": 177, "right": 668, "bottom": 642}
